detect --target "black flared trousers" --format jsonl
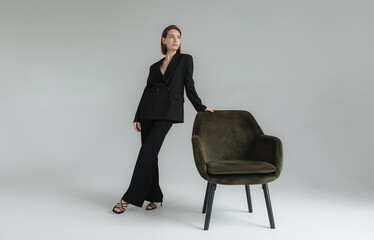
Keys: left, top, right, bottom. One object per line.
{"left": 121, "top": 119, "right": 173, "bottom": 207}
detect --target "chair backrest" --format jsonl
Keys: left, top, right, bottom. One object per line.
{"left": 192, "top": 110, "right": 264, "bottom": 162}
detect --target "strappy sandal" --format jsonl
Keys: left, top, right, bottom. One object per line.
{"left": 112, "top": 200, "right": 129, "bottom": 214}
{"left": 146, "top": 202, "right": 162, "bottom": 210}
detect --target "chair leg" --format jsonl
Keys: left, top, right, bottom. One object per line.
{"left": 262, "top": 183, "right": 275, "bottom": 229}
{"left": 204, "top": 183, "right": 216, "bottom": 230}
{"left": 202, "top": 181, "right": 212, "bottom": 213}
{"left": 245, "top": 185, "right": 253, "bottom": 213}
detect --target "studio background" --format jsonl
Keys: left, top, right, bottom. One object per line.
{"left": 1, "top": 0, "right": 373, "bottom": 239}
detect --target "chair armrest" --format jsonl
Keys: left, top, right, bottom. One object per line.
{"left": 252, "top": 134, "right": 283, "bottom": 179}
{"left": 191, "top": 135, "right": 209, "bottom": 180}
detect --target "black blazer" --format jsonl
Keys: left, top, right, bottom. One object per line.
{"left": 133, "top": 52, "right": 207, "bottom": 124}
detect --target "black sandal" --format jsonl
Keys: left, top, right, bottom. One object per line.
{"left": 112, "top": 200, "right": 129, "bottom": 214}
{"left": 146, "top": 202, "right": 163, "bottom": 210}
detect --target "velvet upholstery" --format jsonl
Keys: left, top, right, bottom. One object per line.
{"left": 207, "top": 160, "right": 276, "bottom": 174}
{"left": 191, "top": 110, "right": 283, "bottom": 185}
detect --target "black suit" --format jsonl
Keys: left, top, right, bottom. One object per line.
{"left": 134, "top": 52, "right": 207, "bottom": 123}
{"left": 121, "top": 53, "right": 207, "bottom": 208}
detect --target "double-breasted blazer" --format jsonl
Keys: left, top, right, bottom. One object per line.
{"left": 133, "top": 52, "right": 207, "bottom": 124}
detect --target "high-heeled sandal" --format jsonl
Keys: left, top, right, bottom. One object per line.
{"left": 112, "top": 200, "right": 129, "bottom": 214}
{"left": 145, "top": 201, "right": 162, "bottom": 210}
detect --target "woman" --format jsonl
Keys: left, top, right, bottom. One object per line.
{"left": 113, "top": 25, "right": 214, "bottom": 213}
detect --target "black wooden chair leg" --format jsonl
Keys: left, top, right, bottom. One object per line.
{"left": 245, "top": 185, "right": 253, "bottom": 213}
{"left": 204, "top": 183, "right": 216, "bottom": 230}
{"left": 262, "top": 183, "right": 275, "bottom": 229}
{"left": 202, "top": 181, "right": 211, "bottom": 213}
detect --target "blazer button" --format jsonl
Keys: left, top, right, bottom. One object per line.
{"left": 167, "top": 87, "right": 170, "bottom": 90}
{"left": 156, "top": 88, "right": 159, "bottom": 91}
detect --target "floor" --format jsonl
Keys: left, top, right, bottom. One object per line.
{"left": 1, "top": 171, "right": 373, "bottom": 240}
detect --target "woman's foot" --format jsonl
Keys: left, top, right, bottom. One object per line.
{"left": 145, "top": 201, "right": 162, "bottom": 210}
{"left": 112, "top": 199, "right": 129, "bottom": 214}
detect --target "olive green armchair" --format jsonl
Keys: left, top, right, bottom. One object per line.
{"left": 191, "top": 110, "right": 283, "bottom": 230}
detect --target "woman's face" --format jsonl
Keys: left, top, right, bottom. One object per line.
{"left": 162, "top": 29, "right": 181, "bottom": 52}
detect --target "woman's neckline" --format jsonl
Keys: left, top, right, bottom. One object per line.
{"left": 159, "top": 52, "right": 179, "bottom": 77}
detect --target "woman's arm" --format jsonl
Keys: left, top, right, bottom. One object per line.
{"left": 184, "top": 55, "right": 207, "bottom": 112}
{"left": 133, "top": 67, "right": 151, "bottom": 123}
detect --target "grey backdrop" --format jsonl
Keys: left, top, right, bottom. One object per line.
{"left": 1, "top": 0, "right": 373, "bottom": 239}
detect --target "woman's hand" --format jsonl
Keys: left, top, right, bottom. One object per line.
{"left": 133, "top": 122, "right": 141, "bottom": 132}
{"left": 204, "top": 107, "right": 215, "bottom": 112}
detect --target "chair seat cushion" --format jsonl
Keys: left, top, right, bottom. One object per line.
{"left": 206, "top": 160, "right": 276, "bottom": 175}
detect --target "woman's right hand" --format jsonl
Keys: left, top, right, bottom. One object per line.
{"left": 133, "top": 122, "right": 141, "bottom": 132}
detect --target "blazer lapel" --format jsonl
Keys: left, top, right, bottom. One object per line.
{"left": 158, "top": 52, "right": 182, "bottom": 85}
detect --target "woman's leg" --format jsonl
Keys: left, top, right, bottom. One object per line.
{"left": 144, "top": 159, "right": 162, "bottom": 202}
{"left": 121, "top": 119, "right": 173, "bottom": 207}
{"left": 142, "top": 119, "right": 163, "bottom": 202}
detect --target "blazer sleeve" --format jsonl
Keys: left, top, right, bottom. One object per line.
{"left": 184, "top": 55, "right": 207, "bottom": 112}
{"left": 133, "top": 67, "right": 151, "bottom": 123}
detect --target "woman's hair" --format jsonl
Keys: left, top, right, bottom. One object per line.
{"left": 160, "top": 25, "right": 182, "bottom": 55}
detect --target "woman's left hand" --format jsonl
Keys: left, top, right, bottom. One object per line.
{"left": 204, "top": 107, "right": 215, "bottom": 112}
